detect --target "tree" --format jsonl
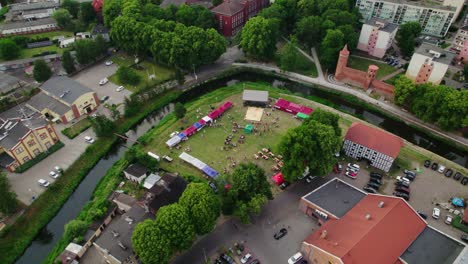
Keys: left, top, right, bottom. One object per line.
{"left": 63, "top": 220, "right": 88, "bottom": 242}
{"left": 320, "top": 29, "right": 345, "bottom": 71}
{"left": 307, "top": 108, "right": 341, "bottom": 137}
{"left": 230, "top": 163, "right": 272, "bottom": 202}
{"left": 337, "top": 25, "right": 358, "bottom": 51}
{"left": 0, "top": 171, "right": 17, "bottom": 214}
{"left": 33, "top": 60, "right": 52, "bottom": 83}
{"left": 94, "top": 35, "right": 108, "bottom": 56}
{"left": 241, "top": 17, "right": 279, "bottom": 60}
{"left": 74, "top": 39, "right": 101, "bottom": 64}
{"left": 78, "top": 2, "right": 96, "bottom": 24}
{"left": 132, "top": 219, "right": 172, "bottom": 264}
{"left": 396, "top": 22, "right": 421, "bottom": 57}
{"left": 278, "top": 120, "right": 341, "bottom": 182}
{"left": 0, "top": 38, "right": 20, "bottom": 60}
{"left": 61, "top": 50, "right": 76, "bottom": 74}
{"left": 179, "top": 183, "right": 220, "bottom": 234}
{"left": 212, "top": 0, "right": 222, "bottom": 7}
{"left": 394, "top": 75, "right": 417, "bottom": 106}
{"left": 53, "top": 9, "right": 75, "bottom": 31}
{"left": 61, "top": 0, "right": 80, "bottom": 18}
{"left": 103, "top": 0, "right": 123, "bottom": 26}
{"left": 294, "top": 16, "right": 322, "bottom": 48}
{"left": 154, "top": 204, "right": 195, "bottom": 251}
{"left": 174, "top": 102, "right": 186, "bottom": 119}
{"left": 90, "top": 115, "right": 116, "bottom": 137}
{"left": 116, "top": 66, "right": 141, "bottom": 85}
{"left": 279, "top": 41, "right": 299, "bottom": 72}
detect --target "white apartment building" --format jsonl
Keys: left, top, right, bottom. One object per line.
{"left": 358, "top": 18, "right": 399, "bottom": 58}
{"left": 355, "top": 0, "right": 465, "bottom": 37}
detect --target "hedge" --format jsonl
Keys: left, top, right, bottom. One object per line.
{"left": 15, "top": 141, "right": 65, "bottom": 173}
{"left": 453, "top": 215, "right": 468, "bottom": 233}
{"left": 61, "top": 119, "right": 92, "bottom": 139}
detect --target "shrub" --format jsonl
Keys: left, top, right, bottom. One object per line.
{"left": 15, "top": 142, "right": 64, "bottom": 173}
{"left": 117, "top": 66, "right": 141, "bottom": 85}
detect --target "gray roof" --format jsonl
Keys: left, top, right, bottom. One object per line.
{"left": 366, "top": 17, "right": 398, "bottom": 33}
{"left": 415, "top": 43, "right": 456, "bottom": 65}
{"left": 242, "top": 90, "right": 269, "bottom": 103}
{"left": 401, "top": 226, "right": 466, "bottom": 264}
{"left": 0, "top": 103, "right": 37, "bottom": 120}
{"left": 302, "top": 178, "right": 367, "bottom": 218}
{"left": 94, "top": 205, "right": 152, "bottom": 262}
{"left": 0, "top": 17, "right": 56, "bottom": 31}
{"left": 0, "top": 152, "right": 15, "bottom": 167}
{"left": 382, "top": 0, "right": 455, "bottom": 11}
{"left": 91, "top": 24, "right": 110, "bottom": 35}
{"left": 0, "top": 121, "right": 31, "bottom": 149}
{"left": 10, "top": 2, "right": 59, "bottom": 12}
{"left": 40, "top": 76, "right": 93, "bottom": 105}
{"left": 160, "top": 0, "right": 187, "bottom": 7}
{"left": 124, "top": 163, "right": 148, "bottom": 177}
{"left": 0, "top": 54, "right": 61, "bottom": 68}
{"left": 27, "top": 92, "right": 70, "bottom": 115}
{"left": 0, "top": 73, "right": 20, "bottom": 94}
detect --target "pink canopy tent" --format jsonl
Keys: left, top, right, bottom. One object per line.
{"left": 271, "top": 173, "right": 284, "bottom": 186}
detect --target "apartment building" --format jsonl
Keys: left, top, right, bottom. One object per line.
{"left": 357, "top": 18, "right": 398, "bottom": 58}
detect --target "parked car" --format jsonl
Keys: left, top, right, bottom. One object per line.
{"left": 288, "top": 252, "right": 303, "bottom": 264}
{"left": 437, "top": 165, "right": 446, "bottom": 173}
{"left": 38, "top": 179, "right": 50, "bottom": 187}
{"left": 100, "top": 95, "right": 110, "bottom": 103}
{"left": 395, "top": 186, "right": 410, "bottom": 195}
{"left": 404, "top": 173, "right": 415, "bottom": 181}
{"left": 444, "top": 169, "right": 453, "bottom": 177}
{"left": 49, "top": 170, "right": 60, "bottom": 179}
{"left": 370, "top": 172, "right": 383, "bottom": 180}
{"left": 363, "top": 186, "right": 377, "bottom": 193}
{"left": 84, "top": 136, "right": 95, "bottom": 144}
{"left": 274, "top": 228, "right": 288, "bottom": 240}
{"left": 453, "top": 172, "right": 462, "bottom": 181}
{"left": 431, "top": 162, "right": 438, "bottom": 170}
{"left": 221, "top": 253, "right": 234, "bottom": 264}
{"left": 116, "top": 86, "right": 124, "bottom": 92}
{"left": 445, "top": 215, "right": 453, "bottom": 225}
{"left": 333, "top": 163, "right": 343, "bottom": 173}
{"left": 241, "top": 253, "right": 252, "bottom": 264}
{"left": 404, "top": 170, "right": 416, "bottom": 177}
{"left": 208, "top": 182, "right": 218, "bottom": 193}
{"left": 251, "top": 260, "right": 260, "bottom": 264}
{"left": 395, "top": 180, "right": 410, "bottom": 188}
{"left": 424, "top": 160, "right": 431, "bottom": 168}
{"left": 417, "top": 211, "right": 427, "bottom": 220}
{"left": 461, "top": 234, "right": 468, "bottom": 243}
{"left": 345, "top": 171, "right": 357, "bottom": 179}
{"left": 99, "top": 78, "right": 109, "bottom": 85}
{"left": 347, "top": 163, "right": 360, "bottom": 170}
{"left": 105, "top": 60, "right": 113, "bottom": 66}
{"left": 461, "top": 176, "right": 468, "bottom": 185}
{"left": 305, "top": 175, "right": 316, "bottom": 183}
{"left": 279, "top": 181, "right": 290, "bottom": 190}
{"left": 369, "top": 178, "right": 382, "bottom": 185}
{"left": 54, "top": 166, "right": 62, "bottom": 173}
{"left": 432, "top": 208, "right": 441, "bottom": 219}
{"left": 393, "top": 191, "right": 409, "bottom": 201}
{"left": 214, "top": 258, "right": 223, "bottom": 264}
{"left": 367, "top": 181, "right": 380, "bottom": 190}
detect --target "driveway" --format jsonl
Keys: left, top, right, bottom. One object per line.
{"left": 6, "top": 122, "right": 96, "bottom": 205}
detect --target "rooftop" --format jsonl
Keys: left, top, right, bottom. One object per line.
{"left": 111, "top": 192, "right": 137, "bottom": 209}
{"left": 371, "top": 0, "right": 456, "bottom": 11}
{"left": 0, "top": 152, "right": 15, "bottom": 167}
{"left": 27, "top": 92, "right": 70, "bottom": 115}
{"left": 242, "top": 90, "right": 269, "bottom": 103}
{"left": 415, "top": 43, "right": 457, "bottom": 65}
{"left": 211, "top": 0, "right": 244, "bottom": 16}
{"left": 91, "top": 24, "right": 110, "bottom": 35}
{"left": 0, "top": 17, "right": 56, "bottom": 31}
{"left": 345, "top": 122, "right": 404, "bottom": 159}
{"left": 302, "top": 178, "right": 366, "bottom": 218}
{"left": 40, "top": 77, "right": 93, "bottom": 105}
{"left": 401, "top": 226, "right": 466, "bottom": 264}
{"left": 365, "top": 17, "right": 398, "bottom": 33}
{"left": 124, "top": 163, "right": 148, "bottom": 177}
{"left": 0, "top": 103, "right": 36, "bottom": 120}
{"left": 0, "top": 73, "right": 20, "bottom": 94}
{"left": 148, "top": 175, "right": 187, "bottom": 212}
{"left": 0, "top": 121, "right": 31, "bottom": 149}
{"left": 10, "top": 2, "right": 59, "bottom": 12}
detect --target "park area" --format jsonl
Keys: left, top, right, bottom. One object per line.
{"left": 108, "top": 53, "right": 175, "bottom": 92}
{"left": 347, "top": 55, "right": 397, "bottom": 80}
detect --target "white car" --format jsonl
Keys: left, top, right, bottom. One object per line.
{"left": 396, "top": 176, "right": 410, "bottom": 184}
{"left": 432, "top": 208, "right": 441, "bottom": 219}
{"left": 85, "top": 136, "right": 95, "bottom": 144}
{"left": 38, "top": 179, "right": 50, "bottom": 187}
{"left": 288, "top": 252, "right": 303, "bottom": 264}
{"left": 116, "top": 86, "right": 124, "bottom": 92}
{"left": 99, "top": 78, "right": 109, "bottom": 85}
{"left": 49, "top": 170, "right": 59, "bottom": 179}
{"left": 445, "top": 215, "right": 453, "bottom": 225}
{"left": 241, "top": 253, "right": 252, "bottom": 264}
{"left": 54, "top": 166, "right": 62, "bottom": 172}
{"left": 105, "top": 60, "right": 113, "bottom": 66}
{"left": 347, "top": 163, "right": 360, "bottom": 170}
{"left": 437, "top": 165, "right": 446, "bottom": 173}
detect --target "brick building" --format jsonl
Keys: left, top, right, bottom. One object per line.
{"left": 211, "top": 0, "right": 269, "bottom": 37}
{"left": 357, "top": 18, "right": 398, "bottom": 58}
{"left": 335, "top": 45, "right": 395, "bottom": 96}
{"left": 343, "top": 122, "right": 403, "bottom": 172}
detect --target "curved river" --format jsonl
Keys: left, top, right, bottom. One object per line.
{"left": 16, "top": 70, "right": 467, "bottom": 264}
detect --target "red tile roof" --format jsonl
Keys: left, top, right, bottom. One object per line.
{"left": 304, "top": 195, "right": 426, "bottom": 264}
{"left": 345, "top": 123, "right": 403, "bottom": 158}
{"left": 211, "top": 0, "right": 244, "bottom": 16}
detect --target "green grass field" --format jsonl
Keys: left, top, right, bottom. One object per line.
{"left": 108, "top": 54, "right": 174, "bottom": 92}
{"left": 276, "top": 45, "right": 318, "bottom": 78}
{"left": 26, "top": 30, "right": 74, "bottom": 39}
{"left": 348, "top": 56, "right": 397, "bottom": 80}
{"left": 61, "top": 118, "right": 92, "bottom": 139}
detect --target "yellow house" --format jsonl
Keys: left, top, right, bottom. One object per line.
{"left": 0, "top": 117, "right": 60, "bottom": 171}
{"left": 26, "top": 76, "right": 99, "bottom": 124}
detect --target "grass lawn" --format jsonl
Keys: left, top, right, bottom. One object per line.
{"left": 61, "top": 118, "right": 92, "bottom": 139}
{"left": 108, "top": 54, "right": 175, "bottom": 92}
{"left": 25, "top": 30, "right": 74, "bottom": 39}
{"left": 276, "top": 45, "right": 318, "bottom": 78}
{"left": 348, "top": 56, "right": 397, "bottom": 80}
{"left": 384, "top": 73, "right": 404, "bottom": 85}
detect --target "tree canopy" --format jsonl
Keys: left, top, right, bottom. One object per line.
{"left": 0, "top": 39, "right": 20, "bottom": 60}
{"left": 320, "top": 29, "right": 345, "bottom": 71}
{"left": 33, "top": 60, "right": 52, "bottom": 83}
{"left": 307, "top": 108, "right": 341, "bottom": 137}
{"left": 90, "top": 115, "right": 116, "bottom": 137}
{"left": 230, "top": 163, "right": 272, "bottom": 202}
{"left": 62, "top": 50, "right": 76, "bottom": 74}
{"left": 396, "top": 22, "right": 421, "bottom": 57}
{"left": 174, "top": 102, "right": 187, "bottom": 119}
{"left": 0, "top": 171, "right": 17, "bottom": 215}
{"left": 241, "top": 16, "right": 279, "bottom": 60}
{"left": 132, "top": 219, "right": 172, "bottom": 264}
{"left": 154, "top": 204, "right": 195, "bottom": 251}
{"left": 63, "top": 220, "right": 88, "bottom": 242}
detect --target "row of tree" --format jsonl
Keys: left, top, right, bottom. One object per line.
{"left": 394, "top": 76, "right": 468, "bottom": 131}
{"left": 52, "top": 0, "right": 96, "bottom": 32}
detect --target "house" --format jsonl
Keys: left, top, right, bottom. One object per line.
{"left": 91, "top": 24, "right": 110, "bottom": 42}
{"left": 146, "top": 173, "right": 187, "bottom": 214}
{"left": 211, "top": 0, "right": 270, "bottom": 37}
{"left": 300, "top": 178, "right": 467, "bottom": 264}
{"left": 0, "top": 117, "right": 60, "bottom": 171}
{"left": 355, "top": 0, "right": 464, "bottom": 37}
{"left": 0, "top": 73, "right": 24, "bottom": 95}
{"left": 6, "top": 2, "right": 59, "bottom": 22}
{"left": 357, "top": 18, "right": 398, "bottom": 58}
{"left": 342, "top": 122, "right": 403, "bottom": 172}
{"left": 111, "top": 192, "right": 137, "bottom": 212}
{"left": 59, "top": 38, "right": 75, "bottom": 49}
{"left": 242, "top": 90, "right": 269, "bottom": 107}
{"left": 0, "top": 18, "right": 58, "bottom": 37}
{"left": 26, "top": 76, "right": 99, "bottom": 124}
{"left": 405, "top": 43, "right": 456, "bottom": 85}
{"left": 453, "top": 25, "right": 468, "bottom": 63}
{"left": 0, "top": 54, "right": 61, "bottom": 72}
{"left": 123, "top": 163, "right": 148, "bottom": 183}
{"left": 56, "top": 243, "right": 83, "bottom": 264}
{"left": 143, "top": 173, "right": 161, "bottom": 189}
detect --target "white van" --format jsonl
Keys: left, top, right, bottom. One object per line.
{"left": 85, "top": 136, "right": 95, "bottom": 144}
{"left": 288, "top": 252, "right": 303, "bottom": 264}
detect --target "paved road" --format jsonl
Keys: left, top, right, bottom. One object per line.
{"left": 172, "top": 176, "right": 330, "bottom": 264}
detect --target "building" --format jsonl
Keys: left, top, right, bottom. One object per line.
{"left": 357, "top": 18, "right": 398, "bottom": 58}
{"left": 146, "top": 173, "right": 187, "bottom": 214}
{"left": 343, "top": 122, "right": 403, "bottom": 172}
{"left": 111, "top": 192, "right": 137, "bottom": 212}
{"left": 91, "top": 24, "right": 110, "bottom": 42}
{"left": 242, "top": 90, "right": 269, "bottom": 107}
{"left": 335, "top": 45, "right": 395, "bottom": 96}
{"left": 0, "top": 54, "right": 60, "bottom": 72}
{"left": 211, "top": 0, "right": 269, "bottom": 37}
{"left": 300, "top": 178, "right": 467, "bottom": 264}
{"left": 56, "top": 243, "right": 83, "bottom": 264}
{"left": 0, "top": 18, "right": 58, "bottom": 37}
{"left": 0, "top": 117, "right": 60, "bottom": 171}
{"left": 26, "top": 76, "right": 99, "bottom": 124}
{"left": 405, "top": 43, "right": 456, "bottom": 85}
{"left": 0, "top": 73, "right": 24, "bottom": 95}
{"left": 355, "top": 0, "right": 464, "bottom": 37}
{"left": 452, "top": 25, "right": 468, "bottom": 63}
{"left": 5, "top": 2, "right": 59, "bottom": 22}
{"left": 123, "top": 163, "right": 148, "bottom": 184}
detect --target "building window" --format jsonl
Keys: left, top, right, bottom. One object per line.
{"left": 15, "top": 147, "right": 24, "bottom": 154}
{"left": 45, "top": 142, "right": 52, "bottom": 148}
{"left": 48, "top": 128, "right": 53, "bottom": 134}
{"left": 28, "top": 140, "right": 36, "bottom": 147}
{"left": 40, "top": 133, "right": 47, "bottom": 140}
{"left": 23, "top": 156, "right": 30, "bottom": 162}
{"left": 33, "top": 149, "right": 40, "bottom": 155}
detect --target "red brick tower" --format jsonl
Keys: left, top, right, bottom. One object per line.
{"left": 364, "top": 65, "right": 379, "bottom": 89}
{"left": 335, "top": 45, "right": 350, "bottom": 80}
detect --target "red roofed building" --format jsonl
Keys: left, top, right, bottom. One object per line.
{"left": 343, "top": 122, "right": 404, "bottom": 172}
{"left": 92, "top": 0, "right": 104, "bottom": 14}
{"left": 302, "top": 194, "right": 427, "bottom": 264}
{"left": 211, "top": 0, "right": 269, "bottom": 37}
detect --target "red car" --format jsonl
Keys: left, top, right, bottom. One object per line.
{"left": 333, "top": 163, "right": 343, "bottom": 173}
{"left": 345, "top": 171, "right": 357, "bottom": 179}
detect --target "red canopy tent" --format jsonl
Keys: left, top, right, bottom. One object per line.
{"left": 183, "top": 126, "right": 197, "bottom": 137}
{"left": 271, "top": 173, "right": 284, "bottom": 186}
{"left": 274, "top": 98, "right": 313, "bottom": 115}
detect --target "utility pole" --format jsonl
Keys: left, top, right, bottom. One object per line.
{"left": 193, "top": 64, "right": 198, "bottom": 80}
